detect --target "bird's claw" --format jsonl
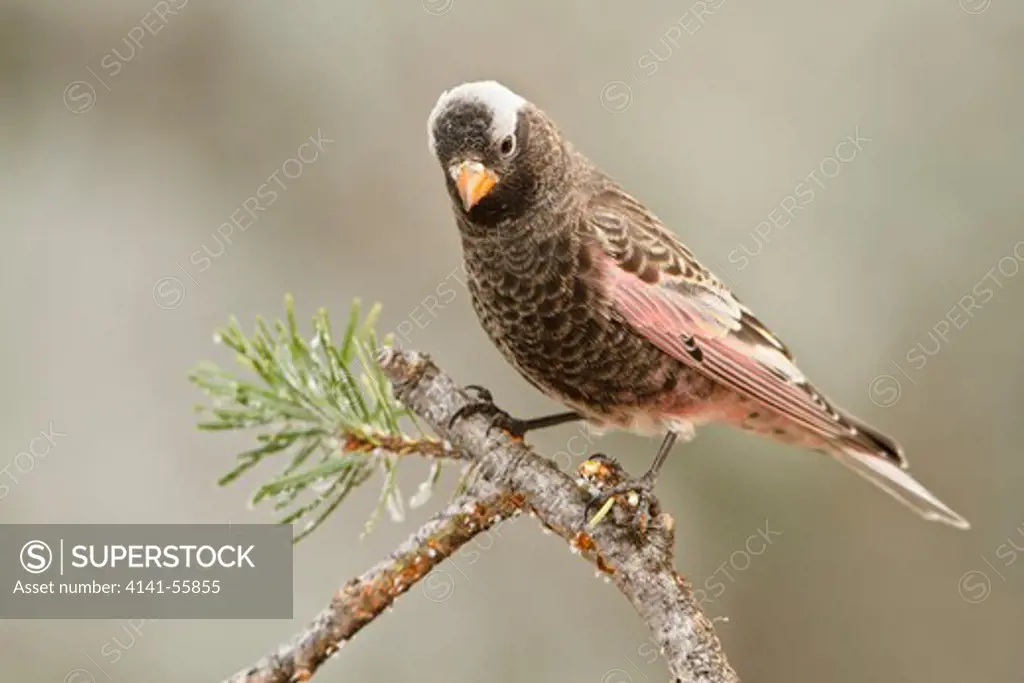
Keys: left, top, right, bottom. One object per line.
{"left": 585, "top": 471, "right": 660, "bottom": 532}
{"left": 449, "top": 387, "right": 527, "bottom": 439}
{"left": 463, "top": 385, "right": 493, "bottom": 404}
{"left": 486, "top": 412, "right": 529, "bottom": 439}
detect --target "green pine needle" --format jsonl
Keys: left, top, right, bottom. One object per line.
{"left": 189, "top": 295, "right": 441, "bottom": 543}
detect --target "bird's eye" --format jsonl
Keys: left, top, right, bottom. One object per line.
{"left": 498, "top": 135, "right": 516, "bottom": 157}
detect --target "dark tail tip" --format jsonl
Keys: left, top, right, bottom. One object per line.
{"left": 841, "top": 415, "right": 906, "bottom": 469}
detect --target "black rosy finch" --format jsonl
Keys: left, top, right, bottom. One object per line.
{"left": 426, "top": 80, "right": 968, "bottom": 530}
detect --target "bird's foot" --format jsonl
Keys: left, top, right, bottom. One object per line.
{"left": 580, "top": 455, "right": 661, "bottom": 534}
{"left": 462, "top": 385, "right": 493, "bottom": 403}
{"left": 448, "top": 385, "right": 530, "bottom": 440}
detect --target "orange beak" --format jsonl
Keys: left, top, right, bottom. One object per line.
{"left": 452, "top": 160, "right": 499, "bottom": 211}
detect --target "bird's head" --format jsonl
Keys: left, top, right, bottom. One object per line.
{"left": 428, "top": 80, "right": 565, "bottom": 227}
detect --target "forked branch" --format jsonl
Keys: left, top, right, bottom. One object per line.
{"left": 225, "top": 348, "right": 738, "bottom": 683}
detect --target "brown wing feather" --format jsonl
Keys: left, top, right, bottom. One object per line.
{"left": 586, "top": 186, "right": 793, "bottom": 355}
{"left": 583, "top": 181, "right": 903, "bottom": 465}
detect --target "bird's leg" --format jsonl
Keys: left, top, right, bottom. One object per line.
{"left": 448, "top": 385, "right": 583, "bottom": 439}
{"left": 586, "top": 430, "right": 679, "bottom": 528}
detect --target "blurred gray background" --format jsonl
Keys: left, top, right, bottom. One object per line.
{"left": 2, "top": 0, "right": 1023, "bottom": 680}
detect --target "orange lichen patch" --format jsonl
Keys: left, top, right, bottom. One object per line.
{"left": 290, "top": 669, "right": 312, "bottom": 681}
{"left": 507, "top": 493, "right": 527, "bottom": 508}
{"left": 423, "top": 540, "right": 447, "bottom": 563}
{"left": 595, "top": 554, "right": 615, "bottom": 576}
{"left": 341, "top": 431, "right": 455, "bottom": 458}
{"left": 578, "top": 458, "right": 612, "bottom": 480}
{"left": 395, "top": 556, "right": 431, "bottom": 590}
{"left": 570, "top": 531, "right": 616, "bottom": 576}
{"left": 571, "top": 531, "right": 596, "bottom": 554}
{"left": 341, "top": 433, "right": 372, "bottom": 452}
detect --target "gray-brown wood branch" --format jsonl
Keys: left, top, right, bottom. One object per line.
{"left": 226, "top": 348, "right": 737, "bottom": 683}
{"left": 380, "top": 348, "right": 738, "bottom": 683}
{"left": 225, "top": 485, "right": 523, "bottom": 683}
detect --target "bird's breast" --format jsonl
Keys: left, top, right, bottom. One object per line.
{"left": 462, "top": 230, "right": 697, "bottom": 420}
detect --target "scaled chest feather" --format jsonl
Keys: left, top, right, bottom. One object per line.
{"left": 461, "top": 230, "right": 698, "bottom": 414}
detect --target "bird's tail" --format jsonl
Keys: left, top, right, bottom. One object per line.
{"left": 830, "top": 418, "right": 970, "bottom": 530}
